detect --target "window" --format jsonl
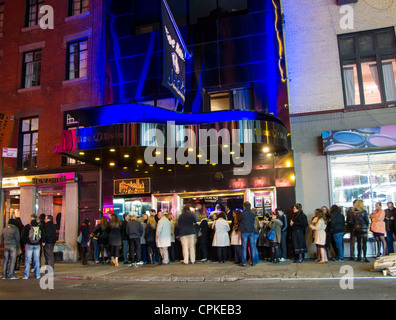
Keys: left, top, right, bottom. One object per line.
{"left": 189, "top": 0, "right": 248, "bottom": 24}
{"left": 0, "top": 1, "right": 4, "bottom": 35}
{"left": 329, "top": 151, "right": 396, "bottom": 214}
{"left": 338, "top": 28, "right": 396, "bottom": 107}
{"left": 22, "top": 50, "right": 41, "bottom": 88}
{"left": 19, "top": 117, "right": 39, "bottom": 170}
{"left": 208, "top": 87, "right": 252, "bottom": 111}
{"left": 25, "top": 0, "right": 45, "bottom": 27}
{"left": 68, "top": 0, "right": 89, "bottom": 16}
{"left": 66, "top": 39, "right": 88, "bottom": 80}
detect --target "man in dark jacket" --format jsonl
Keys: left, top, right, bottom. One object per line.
{"left": 329, "top": 205, "right": 345, "bottom": 261}
{"left": 239, "top": 201, "right": 259, "bottom": 267}
{"left": 178, "top": 206, "right": 198, "bottom": 264}
{"left": 385, "top": 202, "right": 396, "bottom": 254}
{"left": 43, "top": 215, "right": 57, "bottom": 271}
{"left": 1, "top": 218, "right": 21, "bottom": 279}
{"left": 121, "top": 213, "right": 131, "bottom": 264}
{"left": 126, "top": 215, "right": 144, "bottom": 266}
{"left": 22, "top": 214, "right": 44, "bottom": 279}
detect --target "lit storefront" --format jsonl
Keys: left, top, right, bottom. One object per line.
{"left": 2, "top": 172, "right": 79, "bottom": 261}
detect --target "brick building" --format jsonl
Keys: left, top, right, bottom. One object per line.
{"left": 0, "top": 0, "right": 104, "bottom": 261}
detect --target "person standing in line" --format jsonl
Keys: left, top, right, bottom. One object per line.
{"left": 178, "top": 206, "right": 198, "bottom": 265}
{"left": 212, "top": 212, "right": 230, "bottom": 263}
{"left": 351, "top": 200, "right": 370, "bottom": 262}
{"left": 309, "top": 209, "right": 328, "bottom": 264}
{"left": 126, "top": 215, "right": 144, "bottom": 266}
{"left": 329, "top": 205, "right": 345, "bottom": 262}
{"left": 145, "top": 216, "right": 158, "bottom": 264}
{"left": 92, "top": 217, "right": 109, "bottom": 264}
{"left": 108, "top": 214, "right": 122, "bottom": 266}
{"left": 239, "top": 201, "right": 259, "bottom": 267}
{"left": 156, "top": 211, "right": 172, "bottom": 265}
{"left": 230, "top": 210, "right": 242, "bottom": 264}
{"left": 43, "top": 215, "right": 57, "bottom": 271}
{"left": 1, "top": 218, "right": 21, "bottom": 280}
{"left": 385, "top": 201, "right": 396, "bottom": 254}
{"left": 370, "top": 202, "right": 388, "bottom": 257}
{"left": 138, "top": 214, "right": 148, "bottom": 264}
{"left": 276, "top": 208, "right": 288, "bottom": 262}
{"left": 121, "top": 213, "right": 130, "bottom": 264}
{"left": 166, "top": 213, "right": 176, "bottom": 262}
{"left": 290, "top": 203, "right": 308, "bottom": 263}
{"left": 268, "top": 211, "right": 283, "bottom": 263}
{"left": 22, "top": 214, "right": 45, "bottom": 278}
{"left": 79, "top": 218, "right": 91, "bottom": 266}
{"left": 346, "top": 200, "right": 357, "bottom": 260}
{"left": 197, "top": 213, "right": 210, "bottom": 262}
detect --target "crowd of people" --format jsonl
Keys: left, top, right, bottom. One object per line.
{"left": 1, "top": 213, "right": 57, "bottom": 280}
{"left": 78, "top": 199, "right": 396, "bottom": 267}
{"left": 2, "top": 200, "right": 396, "bottom": 279}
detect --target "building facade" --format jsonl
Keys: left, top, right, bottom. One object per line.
{"left": 283, "top": 0, "right": 396, "bottom": 256}
{"left": 57, "top": 0, "right": 295, "bottom": 225}
{"left": 0, "top": 0, "right": 104, "bottom": 261}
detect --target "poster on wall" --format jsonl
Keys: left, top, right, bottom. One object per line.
{"left": 322, "top": 125, "right": 396, "bottom": 153}
{"left": 114, "top": 178, "right": 150, "bottom": 195}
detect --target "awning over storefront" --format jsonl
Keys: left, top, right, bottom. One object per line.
{"left": 55, "top": 103, "right": 289, "bottom": 167}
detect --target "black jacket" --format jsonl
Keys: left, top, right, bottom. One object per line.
{"left": 351, "top": 209, "right": 369, "bottom": 233}
{"left": 44, "top": 221, "right": 57, "bottom": 244}
{"left": 330, "top": 211, "right": 345, "bottom": 234}
{"left": 238, "top": 209, "right": 256, "bottom": 233}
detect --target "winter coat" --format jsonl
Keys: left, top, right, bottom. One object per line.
{"left": 212, "top": 218, "right": 230, "bottom": 247}
{"left": 44, "top": 221, "right": 57, "bottom": 244}
{"left": 238, "top": 209, "right": 256, "bottom": 234}
{"left": 351, "top": 209, "right": 369, "bottom": 233}
{"left": 370, "top": 209, "right": 386, "bottom": 234}
{"left": 1, "top": 223, "right": 20, "bottom": 248}
{"left": 269, "top": 218, "right": 283, "bottom": 244}
{"left": 311, "top": 218, "right": 327, "bottom": 246}
{"left": 178, "top": 212, "right": 197, "bottom": 237}
{"left": 330, "top": 211, "right": 345, "bottom": 234}
{"left": 126, "top": 220, "right": 144, "bottom": 239}
{"left": 156, "top": 217, "right": 171, "bottom": 248}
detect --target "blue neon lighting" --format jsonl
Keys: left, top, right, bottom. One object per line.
{"left": 95, "top": 103, "right": 285, "bottom": 126}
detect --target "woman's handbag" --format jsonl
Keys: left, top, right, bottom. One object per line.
{"left": 77, "top": 233, "right": 82, "bottom": 244}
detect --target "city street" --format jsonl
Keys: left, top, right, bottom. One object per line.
{"left": 1, "top": 276, "right": 395, "bottom": 300}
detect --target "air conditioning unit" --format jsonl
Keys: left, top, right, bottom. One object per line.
{"left": 337, "top": 0, "right": 358, "bottom": 5}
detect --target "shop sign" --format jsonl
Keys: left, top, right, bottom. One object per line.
{"left": 322, "top": 125, "right": 396, "bottom": 153}
{"left": 114, "top": 178, "right": 150, "bottom": 195}
{"left": 2, "top": 147, "right": 17, "bottom": 158}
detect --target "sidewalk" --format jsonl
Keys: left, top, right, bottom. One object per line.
{"left": 50, "top": 258, "right": 392, "bottom": 282}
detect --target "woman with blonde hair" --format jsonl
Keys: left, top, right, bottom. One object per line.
{"left": 309, "top": 209, "right": 328, "bottom": 263}
{"left": 145, "top": 215, "right": 158, "bottom": 264}
{"left": 351, "top": 200, "right": 370, "bottom": 262}
{"left": 108, "top": 214, "right": 122, "bottom": 266}
{"left": 370, "top": 202, "right": 388, "bottom": 257}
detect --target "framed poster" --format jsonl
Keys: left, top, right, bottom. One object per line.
{"left": 114, "top": 178, "right": 150, "bottom": 195}
{"left": 254, "top": 196, "right": 263, "bottom": 208}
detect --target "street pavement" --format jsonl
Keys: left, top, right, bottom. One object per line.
{"left": 48, "top": 258, "right": 392, "bottom": 282}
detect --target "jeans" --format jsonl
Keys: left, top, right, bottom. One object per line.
{"left": 24, "top": 244, "right": 41, "bottom": 279}
{"left": 123, "top": 239, "right": 129, "bottom": 262}
{"left": 2, "top": 246, "right": 17, "bottom": 278}
{"left": 93, "top": 239, "right": 100, "bottom": 262}
{"left": 241, "top": 233, "right": 259, "bottom": 265}
{"left": 43, "top": 243, "right": 55, "bottom": 270}
{"left": 332, "top": 232, "right": 345, "bottom": 260}
{"left": 387, "top": 230, "right": 394, "bottom": 254}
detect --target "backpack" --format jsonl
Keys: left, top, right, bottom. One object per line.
{"left": 28, "top": 225, "right": 42, "bottom": 244}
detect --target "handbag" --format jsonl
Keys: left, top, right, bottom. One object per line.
{"left": 267, "top": 227, "right": 275, "bottom": 241}
{"left": 77, "top": 232, "right": 82, "bottom": 244}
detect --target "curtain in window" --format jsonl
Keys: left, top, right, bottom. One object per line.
{"left": 233, "top": 88, "right": 250, "bottom": 110}
{"left": 343, "top": 67, "right": 356, "bottom": 106}
{"left": 383, "top": 61, "right": 396, "bottom": 101}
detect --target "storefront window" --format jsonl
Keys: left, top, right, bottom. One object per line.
{"left": 329, "top": 151, "right": 396, "bottom": 213}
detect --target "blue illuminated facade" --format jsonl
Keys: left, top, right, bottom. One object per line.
{"left": 104, "top": 0, "right": 289, "bottom": 129}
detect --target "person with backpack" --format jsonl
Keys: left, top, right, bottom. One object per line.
{"left": 22, "top": 214, "right": 44, "bottom": 279}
